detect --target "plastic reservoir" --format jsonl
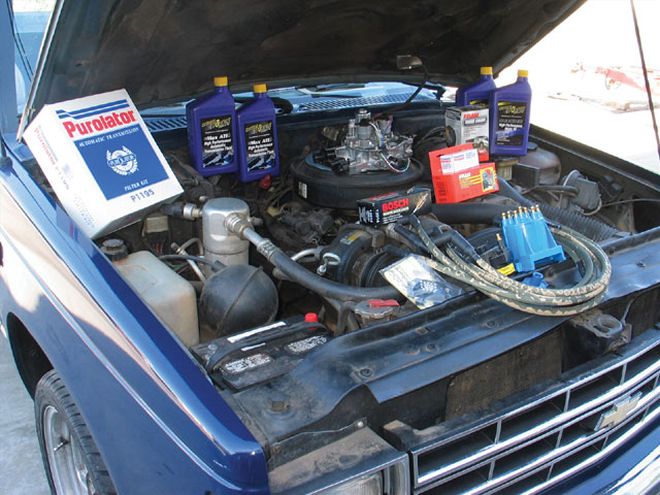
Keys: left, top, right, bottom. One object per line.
{"left": 114, "top": 251, "right": 199, "bottom": 346}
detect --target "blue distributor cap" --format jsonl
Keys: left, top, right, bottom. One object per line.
{"left": 501, "top": 205, "right": 565, "bottom": 272}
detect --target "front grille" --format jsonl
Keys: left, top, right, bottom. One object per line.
{"left": 297, "top": 93, "right": 436, "bottom": 112}
{"left": 412, "top": 335, "right": 660, "bottom": 494}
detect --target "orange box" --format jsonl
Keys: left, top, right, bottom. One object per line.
{"left": 429, "top": 144, "right": 499, "bottom": 203}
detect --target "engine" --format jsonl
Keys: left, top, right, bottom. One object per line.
{"left": 98, "top": 109, "right": 629, "bottom": 352}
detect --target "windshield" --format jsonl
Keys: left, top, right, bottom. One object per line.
{"left": 497, "top": 0, "right": 660, "bottom": 174}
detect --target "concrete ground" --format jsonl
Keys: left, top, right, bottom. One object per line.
{"left": 0, "top": 334, "right": 50, "bottom": 495}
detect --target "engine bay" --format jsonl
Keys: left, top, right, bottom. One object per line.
{"left": 100, "top": 108, "right": 638, "bottom": 340}
{"left": 76, "top": 103, "right": 659, "bottom": 488}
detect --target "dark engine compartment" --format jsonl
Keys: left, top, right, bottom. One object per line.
{"left": 76, "top": 100, "right": 660, "bottom": 490}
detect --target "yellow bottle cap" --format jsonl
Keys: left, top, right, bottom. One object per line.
{"left": 518, "top": 69, "right": 529, "bottom": 78}
{"left": 213, "top": 76, "right": 229, "bottom": 87}
{"left": 480, "top": 66, "right": 493, "bottom": 76}
{"left": 253, "top": 83, "right": 268, "bottom": 94}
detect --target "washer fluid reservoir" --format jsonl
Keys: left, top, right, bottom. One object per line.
{"left": 113, "top": 250, "right": 199, "bottom": 346}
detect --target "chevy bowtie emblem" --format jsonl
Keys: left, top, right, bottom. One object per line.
{"left": 594, "top": 392, "right": 642, "bottom": 431}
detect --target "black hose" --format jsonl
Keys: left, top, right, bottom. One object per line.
{"left": 539, "top": 204, "right": 620, "bottom": 242}
{"left": 496, "top": 177, "right": 619, "bottom": 242}
{"left": 270, "top": 249, "right": 402, "bottom": 302}
{"left": 430, "top": 202, "right": 511, "bottom": 224}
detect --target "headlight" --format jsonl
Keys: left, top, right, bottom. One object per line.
{"left": 321, "top": 459, "right": 409, "bottom": 495}
{"left": 322, "top": 472, "right": 383, "bottom": 495}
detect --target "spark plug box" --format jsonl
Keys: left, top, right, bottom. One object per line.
{"left": 429, "top": 144, "right": 499, "bottom": 203}
{"left": 357, "top": 188, "right": 431, "bottom": 225}
{"left": 24, "top": 89, "right": 182, "bottom": 239}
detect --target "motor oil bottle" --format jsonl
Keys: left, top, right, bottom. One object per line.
{"left": 186, "top": 76, "right": 237, "bottom": 176}
{"left": 455, "top": 66, "right": 496, "bottom": 106}
{"left": 489, "top": 70, "right": 532, "bottom": 156}
{"left": 236, "top": 83, "right": 280, "bottom": 182}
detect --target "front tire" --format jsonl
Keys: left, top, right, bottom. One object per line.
{"left": 35, "top": 370, "right": 115, "bottom": 495}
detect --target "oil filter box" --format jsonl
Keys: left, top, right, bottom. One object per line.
{"left": 24, "top": 89, "right": 182, "bottom": 239}
{"left": 357, "top": 188, "right": 431, "bottom": 225}
{"left": 445, "top": 105, "right": 490, "bottom": 162}
{"left": 429, "top": 144, "right": 499, "bottom": 203}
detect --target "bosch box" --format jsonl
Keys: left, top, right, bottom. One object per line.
{"left": 429, "top": 144, "right": 499, "bottom": 203}
{"left": 357, "top": 188, "right": 431, "bottom": 225}
{"left": 24, "top": 89, "right": 183, "bottom": 239}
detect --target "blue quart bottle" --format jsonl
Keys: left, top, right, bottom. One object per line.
{"left": 455, "top": 66, "right": 496, "bottom": 106}
{"left": 237, "top": 83, "right": 280, "bottom": 182}
{"left": 489, "top": 69, "right": 532, "bottom": 156}
{"left": 186, "top": 76, "right": 237, "bottom": 176}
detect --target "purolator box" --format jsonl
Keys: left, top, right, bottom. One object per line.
{"left": 24, "top": 89, "right": 182, "bottom": 239}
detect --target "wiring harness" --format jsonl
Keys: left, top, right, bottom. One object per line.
{"left": 408, "top": 214, "right": 612, "bottom": 316}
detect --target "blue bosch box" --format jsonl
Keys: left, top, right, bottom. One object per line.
{"left": 24, "top": 89, "right": 183, "bottom": 239}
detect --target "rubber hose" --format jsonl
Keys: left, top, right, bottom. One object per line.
{"left": 430, "top": 203, "right": 511, "bottom": 224}
{"left": 538, "top": 204, "right": 619, "bottom": 242}
{"left": 497, "top": 177, "right": 619, "bottom": 241}
{"left": 270, "top": 249, "right": 402, "bottom": 302}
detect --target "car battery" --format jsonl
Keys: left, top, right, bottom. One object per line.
{"left": 357, "top": 188, "right": 432, "bottom": 225}
{"left": 24, "top": 89, "right": 182, "bottom": 239}
{"left": 429, "top": 144, "right": 499, "bottom": 203}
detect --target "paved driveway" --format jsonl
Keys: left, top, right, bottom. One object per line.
{"left": 0, "top": 335, "right": 49, "bottom": 495}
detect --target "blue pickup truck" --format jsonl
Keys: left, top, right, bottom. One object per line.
{"left": 1, "top": 1, "right": 658, "bottom": 494}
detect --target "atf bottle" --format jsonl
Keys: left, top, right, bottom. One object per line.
{"left": 455, "top": 66, "right": 496, "bottom": 106}
{"left": 186, "top": 76, "right": 238, "bottom": 176}
{"left": 489, "top": 69, "right": 532, "bottom": 156}
{"left": 236, "top": 83, "right": 280, "bottom": 182}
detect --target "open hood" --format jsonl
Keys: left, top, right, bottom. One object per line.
{"left": 22, "top": 0, "right": 584, "bottom": 126}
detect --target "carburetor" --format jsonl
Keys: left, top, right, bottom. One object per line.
{"left": 311, "top": 109, "right": 413, "bottom": 175}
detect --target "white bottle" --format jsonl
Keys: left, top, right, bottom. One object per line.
{"left": 112, "top": 250, "right": 199, "bottom": 346}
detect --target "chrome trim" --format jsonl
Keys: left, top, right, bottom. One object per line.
{"left": 414, "top": 341, "right": 660, "bottom": 486}
{"left": 461, "top": 394, "right": 659, "bottom": 495}
{"left": 520, "top": 407, "right": 660, "bottom": 495}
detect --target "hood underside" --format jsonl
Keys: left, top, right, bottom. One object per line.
{"left": 24, "top": 0, "right": 583, "bottom": 121}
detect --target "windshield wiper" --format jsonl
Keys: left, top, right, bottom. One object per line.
{"left": 295, "top": 84, "right": 365, "bottom": 98}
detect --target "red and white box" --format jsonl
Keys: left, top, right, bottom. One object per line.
{"left": 429, "top": 144, "right": 499, "bottom": 203}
